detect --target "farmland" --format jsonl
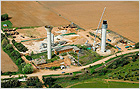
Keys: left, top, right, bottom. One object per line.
{"left": 1, "top": 1, "right": 139, "bottom": 42}
{"left": 1, "top": 49, "right": 18, "bottom": 73}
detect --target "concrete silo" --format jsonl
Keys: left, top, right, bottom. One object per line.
{"left": 101, "top": 20, "right": 108, "bottom": 52}
{"left": 45, "top": 25, "right": 53, "bottom": 59}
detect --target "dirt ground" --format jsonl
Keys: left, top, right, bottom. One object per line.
{"left": 1, "top": 49, "right": 18, "bottom": 73}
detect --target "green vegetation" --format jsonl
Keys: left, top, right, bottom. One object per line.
{"left": 106, "top": 43, "right": 117, "bottom": 49}
{"left": 16, "top": 26, "right": 40, "bottom": 29}
{"left": 60, "top": 33, "right": 76, "bottom": 36}
{"left": 12, "top": 39, "right": 28, "bottom": 52}
{"left": 105, "top": 51, "right": 139, "bottom": 63}
{"left": 25, "top": 55, "right": 32, "bottom": 61}
{"left": 26, "top": 76, "right": 43, "bottom": 88}
{"left": 107, "top": 59, "right": 139, "bottom": 81}
{"left": 60, "top": 52, "right": 67, "bottom": 56}
{"left": 1, "top": 33, "right": 34, "bottom": 75}
{"left": 30, "top": 52, "right": 59, "bottom": 63}
{"left": 48, "top": 52, "right": 139, "bottom": 88}
{"left": 43, "top": 74, "right": 60, "bottom": 77}
{"left": 1, "top": 20, "right": 13, "bottom": 29}
{"left": 43, "top": 77, "right": 62, "bottom": 88}
{"left": 1, "top": 79, "right": 20, "bottom": 88}
{"left": 21, "top": 37, "right": 47, "bottom": 42}
{"left": 134, "top": 42, "right": 139, "bottom": 49}
{"left": 1, "top": 38, "right": 9, "bottom": 48}
{"left": 75, "top": 49, "right": 102, "bottom": 65}
{"left": 73, "top": 71, "right": 82, "bottom": 75}
{"left": 89, "top": 32, "right": 101, "bottom": 40}
{"left": 50, "top": 66, "right": 60, "bottom": 70}
{"left": 22, "top": 63, "right": 34, "bottom": 74}
{"left": 1, "top": 13, "right": 9, "bottom": 21}
{"left": 1, "top": 34, "right": 25, "bottom": 74}
{"left": 71, "top": 81, "right": 139, "bottom": 88}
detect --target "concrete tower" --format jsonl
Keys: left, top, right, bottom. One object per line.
{"left": 45, "top": 25, "right": 53, "bottom": 59}
{"left": 101, "top": 20, "right": 108, "bottom": 52}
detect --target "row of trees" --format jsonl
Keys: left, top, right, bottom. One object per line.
{"left": 26, "top": 76, "right": 42, "bottom": 88}
{"left": 1, "top": 79, "right": 20, "bottom": 88}
{"left": 1, "top": 33, "right": 33, "bottom": 75}
{"left": 12, "top": 39, "right": 28, "bottom": 52}
{"left": 43, "top": 77, "right": 62, "bottom": 88}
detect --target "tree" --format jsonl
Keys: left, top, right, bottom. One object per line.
{"left": 1, "top": 13, "right": 8, "bottom": 21}
{"left": 22, "top": 63, "right": 33, "bottom": 74}
{"left": 36, "top": 82, "right": 43, "bottom": 88}
{"left": 16, "top": 58, "right": 24, "bottom": 65}
{"left": 10, "top": 50, "right": 21, "bottom": 60}
{"left": 4, "top": 44, "right": 14, "bottom": 53}
{"left": 1, "top": 38, "right": 9, "bottom": 48}
{"left": 135, "top": 42, "right": 139, "bottom": 49}
{"left": 44, "top": 77, "right": 56, "bottom": 88}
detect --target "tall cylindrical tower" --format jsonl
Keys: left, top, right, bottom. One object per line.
{"left": 45, "top": 25, "right": 53, "bottom": 59}
{"left": 101, "top": 20, "right": 108, "bottom": 52}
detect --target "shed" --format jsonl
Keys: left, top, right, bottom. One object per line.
{"left": 3, "top": 24, "right": 7, "bottom": 27}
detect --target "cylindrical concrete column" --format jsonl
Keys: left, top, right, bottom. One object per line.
{"left": 101, "top": 20, "right": 108, "bottom": 52}
{"left": 45, "top": 25, "right": 53, "bottom": 59}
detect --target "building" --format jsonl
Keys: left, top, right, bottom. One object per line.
{"left": 54, "top": 46, "right": 80, "bottom": 55}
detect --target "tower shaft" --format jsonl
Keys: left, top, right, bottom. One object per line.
{"left": 45, "top": 25, "right": 53, "bottom": 59}
{"left": 101, "top": 20, "right": 108, "bottom": 52}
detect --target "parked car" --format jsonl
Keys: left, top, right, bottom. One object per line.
{"left": 62, "top": 71, "right": 65, "bottom": 74}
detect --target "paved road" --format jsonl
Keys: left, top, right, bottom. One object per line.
{"left": 1, "top": 49, "right": 139, "bottom": 79}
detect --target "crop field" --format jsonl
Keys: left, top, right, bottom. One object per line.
{"left": 1, "top": 1, "right": 138, "bottom": 42}
{"left": 1, "top": 1, "right": 70, "bottom": 27}
{"left": 1, "top": 49, "right": 18, "bottom": 73}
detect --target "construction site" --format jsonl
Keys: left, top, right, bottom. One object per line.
{"left": 0, "top": 1, "right": 137, "bottom": 73}
{"left": 9, "top": 12, "right": 135, "bottom": 71}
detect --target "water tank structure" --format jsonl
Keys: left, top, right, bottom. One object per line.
{"left": 101, "top": 20, "right": 108, "bottom": 52}
{"left": 45, "top": 25, "right": 53, "bottom": 59}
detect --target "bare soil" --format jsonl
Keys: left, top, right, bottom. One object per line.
{"left": 1, "top": 49, "right": 18, "bottom": 73}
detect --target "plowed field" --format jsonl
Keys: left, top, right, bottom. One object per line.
{"left": 1, "top": 1, "right": 139, "bottom": 42}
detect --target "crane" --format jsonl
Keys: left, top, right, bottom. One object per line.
{"left": 92, "top": 7, "right": 106, "bottom": 51}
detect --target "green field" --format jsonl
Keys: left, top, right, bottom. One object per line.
{"left": 71, "top": 81, "right": 139, "bottom": 88}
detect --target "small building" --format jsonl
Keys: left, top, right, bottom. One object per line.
{"left": 33, "top": 59, "right": 46, "bottom": 66}
{"left": 3, "top": 24, "right": 7, "bottom": 27}
{"left": 54, "top": 46, "right": 80, "bottom": 55}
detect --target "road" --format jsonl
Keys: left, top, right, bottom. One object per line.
{"left": 1, "top": 49, "right": 139, "bottom": 79}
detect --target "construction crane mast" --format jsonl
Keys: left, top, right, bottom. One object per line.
{"left": 92, "top": 7, "right": 106, "bottom": 51}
